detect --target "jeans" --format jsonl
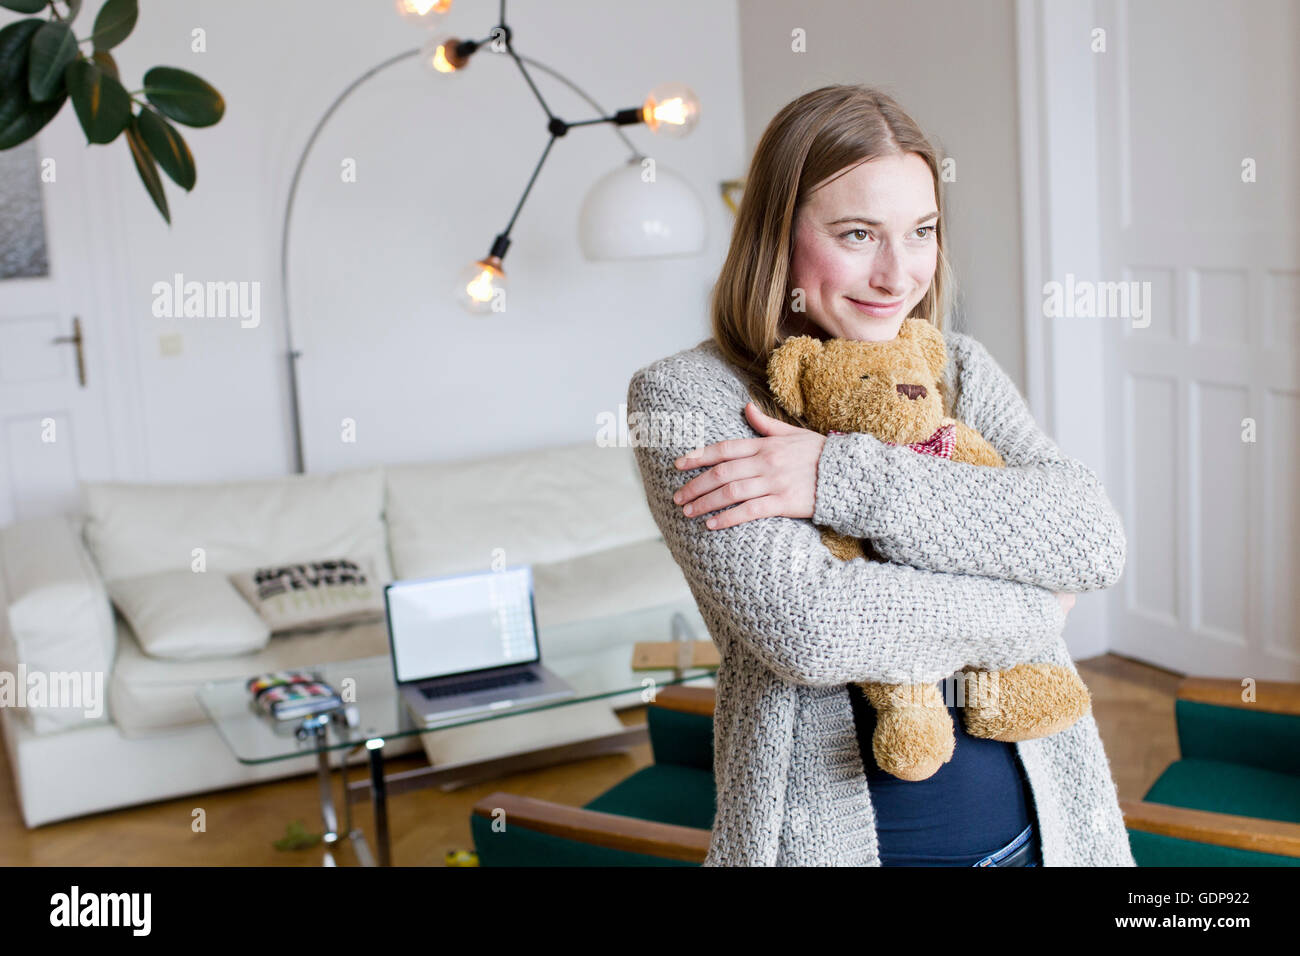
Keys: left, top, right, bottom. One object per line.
{"left": 971, "top": 822, "right": 1042, "bottom": 867}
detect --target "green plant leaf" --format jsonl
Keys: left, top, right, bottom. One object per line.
{"left": 61, "top": 0, "right": 83, "bottom": 23}
{"left": 136, "top": 106, "right": 194, "bottom": 190}
{"left": 124, "top": 114, "right": 169, "bottom": 224}
{"left": 65, "top": 57, "right": 131, "bottom": 143}
{"left": 143, "top": 66, "right": 224, "bottom": 127}
{"left": 91, "top": 0, "right": 137, "bottom": 52}
{"left": 0, "top": 88, "right": 65, "bottom": 149}
{"left": 0, "top": 19, "right": 43, "bottom": 90}
{"left": 0, "top": 20, "right": 65, "bottom": 150}
{"left": 272, "top": 819, "right": 322, "bottom": 851}
{"left": 28, "top": 22, "right": 77, "bottom": 102}
{"left": 90, "top": 49, "right": 118, "bottom": 80}
{"left": 0, "top": 0, "right": 48, "bottom": 13}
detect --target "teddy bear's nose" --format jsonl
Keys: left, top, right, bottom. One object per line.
{"left": 896, "top": 383, "right": 927, "bottom": 400}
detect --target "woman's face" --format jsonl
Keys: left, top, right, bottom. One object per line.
{"left": 785, "top": 152, "right": 939, "bottom": 342}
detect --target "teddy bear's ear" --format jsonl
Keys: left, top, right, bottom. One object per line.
{"left": 767, "top": 336, "right": 823, "bottom": 418}
{"left": 899, "top": 318, "right": 948, "bottom": 379}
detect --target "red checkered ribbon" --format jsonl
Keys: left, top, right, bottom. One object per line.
{"left": 828, "top": 421, "right": 956, "bottom": 459}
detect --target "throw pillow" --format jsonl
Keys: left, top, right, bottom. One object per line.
{"left": 228, "top": 555, "right": 385, "bottom": 635}
{"left": 106, "top": 569, "right": 272, "bottom": 660}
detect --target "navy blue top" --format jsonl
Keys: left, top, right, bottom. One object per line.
{"left": 848, "top": 677, "right": 1037, "bottom": 866}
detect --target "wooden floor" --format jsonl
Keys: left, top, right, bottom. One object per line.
{"left": 0, "top": 653, "right": 1185, "bottom": 866}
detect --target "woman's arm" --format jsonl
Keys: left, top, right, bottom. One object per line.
{"left": 811, "top": 331, "right": 1127, "bottom": 592}
{"left": 627, "top": 354, "right": 1067, "bottom": 689}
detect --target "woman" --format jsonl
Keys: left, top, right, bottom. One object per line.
{"left": 625, "top": 85, "right": 1133, "bottom": 866}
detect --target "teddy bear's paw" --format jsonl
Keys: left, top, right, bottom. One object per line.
{"left": 863, "top": 682, "right": 956, "bottom": 781}
{"left": 820, "top": 528, "right": 864, "bottom": 561}
{"left": 959, "top": 664, "right": 1092, "bottom": 742}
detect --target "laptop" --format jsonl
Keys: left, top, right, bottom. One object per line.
{"left": 383, "top": 564, "right": 575, "bottom": 727}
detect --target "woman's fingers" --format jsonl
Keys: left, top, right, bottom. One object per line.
{"left": 674, "top": 447, "right": 762, "bottom": 501}
{"left": 674, "top": 436, "right": 761, "bottom": 470}
{"left": 674, "top": 454, "right": 765, "bottom": 507}
{"left": 674, "top": 405, "right": 800, "bottom": 470}
{"left": 679, "top": 475, "right": 774, "bottom": 522}
{"left": 694, "top": 494, "right": 782, "bottom": 530}
{"left": 1052, "top": 591, "right": 1077, "bottom": 617}
{"left": 744, "top": 401, "right": 801, "bottom": 434}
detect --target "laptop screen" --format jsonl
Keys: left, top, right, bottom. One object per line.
{"left": 385, "top": 566, "right": 540, "bottom": 683}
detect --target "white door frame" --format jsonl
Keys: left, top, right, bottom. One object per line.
{"left": 1015, "top": 0, "right": 1111, "bottom": 660}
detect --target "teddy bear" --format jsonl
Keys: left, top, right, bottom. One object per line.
{"left": 767, "top": 317, "right": 1092, "bottom": 781}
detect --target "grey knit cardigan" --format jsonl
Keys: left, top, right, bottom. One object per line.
{"left": 626, "top": 329, "right": 1136, "bottom": 866}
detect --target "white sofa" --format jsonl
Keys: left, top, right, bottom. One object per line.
{"left": 0, "top": 441, "right": 695, "bottom": 828}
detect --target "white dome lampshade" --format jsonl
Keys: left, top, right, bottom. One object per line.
{"left": 578, "top": 159, "right": 707, "bottom": 261}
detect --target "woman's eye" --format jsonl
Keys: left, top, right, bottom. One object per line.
{"left": 842, "top": 226, "right": 935, "bottom": 242}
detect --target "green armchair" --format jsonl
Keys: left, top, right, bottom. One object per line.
{"left": 1122, "top": 676, "right": 1300, "bottom": 865}
{"left": 470, "top": 684, "right": 716, "bottom": 865}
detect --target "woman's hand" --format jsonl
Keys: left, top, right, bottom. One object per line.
{"left": 1053, "top": 591, "right": 1076, "bottom": 618}
{"left": 672, "top": 402, "right": 826, "bottom": 530}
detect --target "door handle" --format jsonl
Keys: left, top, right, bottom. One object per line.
{"left": 51, "top": 315, "right": 86, "bottom": 388}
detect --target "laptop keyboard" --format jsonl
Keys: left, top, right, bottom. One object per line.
{"left": 419, "top": 669, "right": 540, "bottom": 700}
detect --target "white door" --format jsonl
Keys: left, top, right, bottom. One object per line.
{"left": 0, "top": 110, "right": 128, "bottom": 526}
{"left": 1095, "top": 0, "right": 1299, "bottom": 679}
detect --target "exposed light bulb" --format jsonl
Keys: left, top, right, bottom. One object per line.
{"left": 456, "top": 257, "right": 507, "bottom": 314}
{"left": 395, "top": 0, "right": 452, "bottom": 25}
{"left": 421, "top": 34, "right": 471, "bottom": 73}
{"left": 642, "top": 83, "right": 700, "bottom": 138}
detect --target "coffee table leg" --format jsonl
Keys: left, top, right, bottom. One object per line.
{"left": 366, "top": 737, "right": 391, "bottom": 866}
{"left": 312, "top": 720, "right": 340, "bottom": 847}
{"left": 339, "top": 743, "right": 376, "bottom": 867}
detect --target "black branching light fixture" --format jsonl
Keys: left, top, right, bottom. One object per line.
{"left": 399, "top": 0, "right": 702, "bottom": 313}
{"left": 279, "top": 0, "right": 703, "bottom": 472}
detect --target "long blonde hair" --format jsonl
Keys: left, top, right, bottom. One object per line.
{"left": 708, "top": 84, "right": 956, "bottom": 427}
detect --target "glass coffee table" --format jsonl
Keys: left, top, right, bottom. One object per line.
{"left": 196, "top": 597, "right": 717, "bottom": 866}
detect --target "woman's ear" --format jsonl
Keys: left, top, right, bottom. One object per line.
{"left": 767, "top": 336, "right": 822, "bottom": 417}
{"left": 899, "top": 317, "right": 948, "bottom": 380}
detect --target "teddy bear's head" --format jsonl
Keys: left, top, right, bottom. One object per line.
{"left": 767, "top": 317, "right": 949, "bottom": 444}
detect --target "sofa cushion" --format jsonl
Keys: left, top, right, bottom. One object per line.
{"left": 80, "top": 465, "right": 393, "bottom": 586}
{"left": 228, "top": 554, "right": 385, "bottom": 635}
{"left": 531, "top": 538, "right": 694, "bottom": 631}
{"left": 108, "top": 610, "right": 393, "bottom": 736}
{"left": 0, "top": 513, "right": 114, "bottom": 735}
{"left": 106, "top": 569, "right": 271, "bottom": 660}
{"left": 385, "top": 442, "right": 658, "bottom": 579}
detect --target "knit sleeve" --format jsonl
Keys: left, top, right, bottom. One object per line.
{"left": 810, "top": 331, "right": 1127, "bottom": 592}
{"left": 627, "top": 354, "right": 1067, "bottom": 689}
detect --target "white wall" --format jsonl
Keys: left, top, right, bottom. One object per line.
{"left": 67, "top": 0, "right": 745, "bottom": 480}
{"left": 734, "top": 0, "right": 1029, "bottom": 387}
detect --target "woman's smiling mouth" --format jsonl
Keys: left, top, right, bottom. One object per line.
{"left": 846, "top": 296, "right": 905, "bottom": 317}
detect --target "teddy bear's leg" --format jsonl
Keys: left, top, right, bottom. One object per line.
{"left": 820, "top": 527, "right": 865, "bottom": 561}
{"left": 859, "top": 682, "right": 955, "bottom": 781}
{"left": 958, "top": 664, "right": 1092, "bottom": 742}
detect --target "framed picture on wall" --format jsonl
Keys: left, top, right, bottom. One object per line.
{"left": 0, "top": 139, "right": 51, "bottom": 280}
